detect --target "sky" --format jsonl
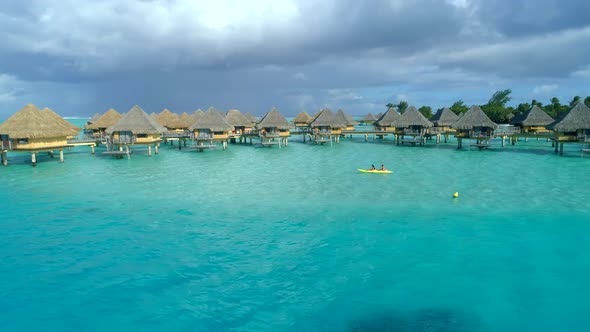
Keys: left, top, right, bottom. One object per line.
{"left": 1, "top": 0, "right": 589, "bottom": 118}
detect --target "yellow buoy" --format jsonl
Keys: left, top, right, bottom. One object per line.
{"left": 453, "top": 192, "right": 459, "bottom": 198}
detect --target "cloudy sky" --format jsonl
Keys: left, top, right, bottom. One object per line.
{"left": 1, "top": 0, "right": 589, "bottom": 117}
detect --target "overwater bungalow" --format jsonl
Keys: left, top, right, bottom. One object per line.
{"left": 391, "top": 106, "right": 433, "bottom": 145}
{"left": 85, "top": 108, "right": 121, "bottom": 139}
{"left": 188, "top": 109, "right": 205, "bottom": 127}
{"left": 104, "top": 105, "right": 166, "bottom": 157}
{"left": 188, "top": 107, "right": 233, "bottom": 151}
{"left": 225, "top": 109, "right": 254, "bottom": 139}
{"left": 157, "top": 109, "right": 188, "bottom": 133}
{"left": 335, "top": 109, "right": 358, "bottom": 131}
{"left": 547, "top": 102, "right": 590, "bottom": 155}
{"left": 256, "top": 108, "right": 291, "bottom": 147}
{"left": 292, "top": 111, "right": 312, "bottom": 128}
{"left": 374, "top": 107, "right": 401, "bottom": 133}
{"left": 510, "top": 105, "right": 553, "bottom": 134}
{"left": 452, "top": 105, "right": 498, "bottom": 149}
{"left": 361, "top": 112, "right": 377, "bottom": 125}
{"left": 180, "top": 112, "right": 191, "bottom": 126}
{"left": 0, "top": 104, "right": 74, "bottom": 166}
{"left": 430, "top": 107, "right": 459, "bottom": 143}
{"left": 308, "top": 108, "right": 346, "bottom": 144}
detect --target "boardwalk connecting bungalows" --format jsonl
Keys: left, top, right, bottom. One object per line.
{"left": 308, "top": 109, "right": 346, "bottom": 144}
{"left": 188, "top": 108, "right": 233, "bottom": 151}
{"left": 430, "top": 107, "right": 459, "bottom": 143}
{"left": 104, "top": 105, "right": 166, "bottom": 158}
{"left": 547, "top": 102, "right": 590, "bottom": 155}
{"left": 0, "top": 104, "right": 74, "bottom": 166}
{"left": 256, "top": 108, "right": 291, "bottom": 147}
{"left": 452, "top": 105, "right": 498, "bottom": 149}
{"left": 392, "top": 106, "right": 433, "bottom": 146}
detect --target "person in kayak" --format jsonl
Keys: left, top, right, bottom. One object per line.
{"left": 370, "top": 164, "right": 376, "bottom": 170}
{"left": 381, "top": 164, "right": 386, "bottom": 171}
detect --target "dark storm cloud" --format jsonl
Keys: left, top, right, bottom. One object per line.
{"left": 0, "top": 0, "right": 589, "bottom": 117}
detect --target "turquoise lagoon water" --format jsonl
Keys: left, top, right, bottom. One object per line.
{"left": 1, "top": 120, "right": 590, "bottom": 331}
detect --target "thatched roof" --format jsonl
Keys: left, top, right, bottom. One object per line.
{"left": 547, "top": 102, "right": 590, "bottom": 131}
{"left": 256, "top": 108, "right": 290, "bottom": 129}
{"left": 188, "top": 109, "right": 205, "bottom": 126}
{"left": 225, "top": 109, "right": 253, "bottom": 128}
{"left": 335, "top": 109, "right": 358, "bottom": 126}
{"left": 0, "top": 104, "right": 73, "bottom": 138}
{"left": 431, "top": 107, "right": 459, "bottom": 126}
{"left": 392, "top": 106, "right": 433, "bottom": 128}
{"left": 88, "top": 113, "right": 101, "bottom": 124}
{"left": 244, "top": 112, "right": 258, "bottom": 124}
{"left": 375, "top": 107, "right": 401, "bottom": 127}
{"left": 157, "top": 109, "right": 187, "bottom": 129}
{"left": 292, "top": 111, "right": 312, "bottom": 124}
{"left": 309, "top": 108, "right": 346, "bottom": 128}
{"left": 106, "top": 105, "right": 167, "bottom": 134}
{"left": 510, "top": 105, "right": 553, "bottom": 127}
{"left": 375, "top": 112, "right": 383, "bottom": 119}
{"left": 41, "top": 107, "right": 80, "bottom": 135}
{"left": 189, "top": 107, "right": 233, "bottom": 131}
{"left": 362, "top": 112, "right": 377, "bottom": 121}
{"left": 452, "top": 105, "right": 498, "bottom": 130}
{"left": 87, "top": 108, "right": 121, "bottom": 130}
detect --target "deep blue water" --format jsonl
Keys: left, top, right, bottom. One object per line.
{"left": 1, "top": 120, "right": 590, "bottom": 331}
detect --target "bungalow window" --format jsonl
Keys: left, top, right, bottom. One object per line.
{"left": 18, "top": 138, "right": 28, "bottom": 144}
{"left": 137, "top": 134, "right": 148, "bottom": 138}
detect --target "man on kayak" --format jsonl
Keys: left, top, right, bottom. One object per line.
{"left": 381, "top": 164, "right": 386, "bottom": 171}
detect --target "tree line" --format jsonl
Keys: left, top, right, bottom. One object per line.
{"left": 386, "top": 90, "right": 590, "bottom": 123}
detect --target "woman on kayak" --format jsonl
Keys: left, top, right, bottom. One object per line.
{"left": 381, "top": 164, "right": 386, "bottom": 171}
{"left": 370, "top": 164, "right": 376, "bottom": 170}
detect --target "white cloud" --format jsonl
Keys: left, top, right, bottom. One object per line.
{"left": 533, "top": 84, "right": 558, "bottom": 95}
{"left": 293, "top": 72, "right": 307, "bottom": 80}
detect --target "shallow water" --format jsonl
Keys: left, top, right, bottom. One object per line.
{"left": 1, "top": 120, "right": 590, "bottom": 331}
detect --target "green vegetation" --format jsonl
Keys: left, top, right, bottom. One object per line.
{"left": 386, "top": 91, "right": 590, "bottom": 124}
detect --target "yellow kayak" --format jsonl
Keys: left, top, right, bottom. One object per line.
{"left": 358, "top": 169, "right": 392, "bottom": 174}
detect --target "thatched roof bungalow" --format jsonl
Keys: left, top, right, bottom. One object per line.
{"left": 335, "top": 109, "right": 358, "bottom": 131}
{"left": 244, "top": 112, "right": 258, "bottom": 125}
{"left": 225, "top": 109, "right": 254, "bottom": 135}
{"left": 374, "top": 108, "right": 401, "bottom": 132}
{"left": 0, "top": 104, "right": 73, "bottom": 159}
{"left": 157, "top": 109, "right": 188, "bottom": 132}
{"left": 391, "top": 106, "right": 433, "bottom": 137}
{"left": 105, "top": 105, "right": 166, "bottom": 146}
{"left": 189, "top": 107, "right": 233, "bottom": 141}
{"left": 87, "top": 113, "right": 101, "bottom": 125}
{"left": 510, "top": 105, "right": 553, "bottom": 133}
{"left": 292, "top": 111, "right": 312, "bottom": 127}
{"left": 256, "top": 108, "right": 291, "bottom": 137}
{"left": 309, "top": 109, "right": 346, "bottom": 135}
{"left": 188, "top": 109, "right": 205, "bottom": 127}
{"left": 547, "top": 102, "right": 590, "bottom": 141}
{"left": 361, "top": 112, "right": 377, "bottom": 125}
{"left": 85, "top": 108, "right": 122, "bottom": 137}
{"left": 452, "top": 105, "right": 498, "bottom": 138}
{"left": 431, "top": 108, "right": 459, "bottom": 132}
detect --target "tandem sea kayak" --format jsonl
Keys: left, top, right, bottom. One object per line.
{"left": 357, "top": 169, "right": 392, "bottom": 174}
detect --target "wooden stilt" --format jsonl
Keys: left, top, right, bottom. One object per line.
{"left": 457, "top": 138, "right": 462, "bottom": 149}
{"left": 1, "top": 151, "right": 7, "bottom": 166}
{"left": 31, "top": 153, "right": 37, "bottom": 167}
{"left": 554, "top": 141, "right": 559, "bottom": 153}
{"left": 155, "top": 144, "right": 159, "bottom": 154}
{"left": 148, "top": 145, "right": 152, "bottom": 156}
{"left": 91, "top": 145, "right": 95, "bottom": 154}
{"left": 223, "top": 141, "right": 227, "bottom": 150}
{"left": 59, "top": 149, "right": 64, "bottom": 163}
{"left": 501, "top": 136, "right": 505, "bottom": 147}
{"left": 559, "top": 143, "right": 564, "bottom": 156}
{"left": 126, "top": 146, "right": 130, "bottom": 159}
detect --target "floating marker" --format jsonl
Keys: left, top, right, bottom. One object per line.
{"left": 453, "top": 192, "right": 459, "bottom": 198}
